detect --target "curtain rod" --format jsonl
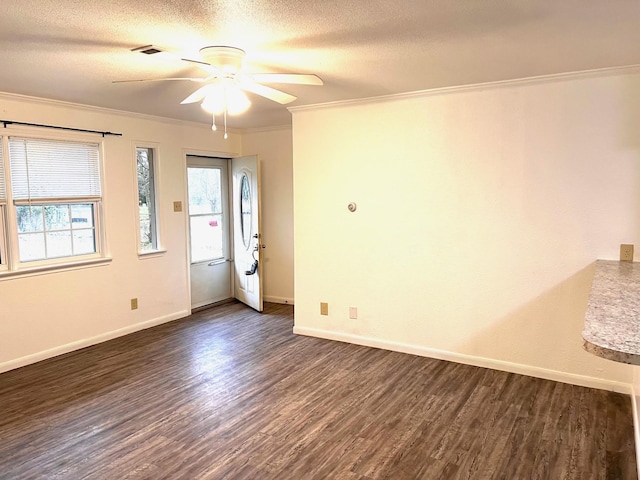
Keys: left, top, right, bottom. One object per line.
{"left": 1, "top": 120, "right": 122, "bottom": 137}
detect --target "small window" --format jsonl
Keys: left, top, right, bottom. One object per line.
{"left": 136, "top": 147, "right": 159, "bottom": 253}
{"left": 187, "top": 166, "right": 224, "bottom": 263}
{"left": 0, "top": 139, "right": 6, "bottom": 267}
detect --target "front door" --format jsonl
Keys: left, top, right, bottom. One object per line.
{"left": 187, "top": 156, "right": 231, "bottom": 309}
{"left": 231, "top": 155, "right": 263, "bottom": 312}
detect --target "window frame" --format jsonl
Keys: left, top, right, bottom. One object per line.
{"left": 0, "top": 137, "right": 6, "bottom": 271}
{"left": 134, "top": 142, "right": 164, "bottom": 257}
{"left": 0, "top": 128, "right": 110, "bottom": 278}
{"left": 0, "top": 206, "right": 7, "bottom": 271}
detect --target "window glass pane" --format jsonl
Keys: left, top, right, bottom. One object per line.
{"left": 139, "top": 206, "right": 153, "bottom": 250}
{"left": 17, "top": 206, "right": 44, "bottom": 233}
{"left": 137, "top": 147, "right": 157, "bottom": 251}
{"left": 72, "top": 230, "right": 96, "bottom": 255}
{"left": 0, "top": 139, "right": 5, "bottom": 204}
{"left": 190, "top": 214, "right": 223, "bottom": 263}
{"left": 71, "top": 204, "right": 94, "bottom": 229}
{"left": 16, "top": 203, "right": 96, "bottom": 262}
{"left": 188, "top": 168, "right": 221, "bottom": 215}
{"left": 46, "top": 231, "right": 73, "bottom": 258}
{"left": 18, "top": 233, "right": 46, "bottom": 261}
{"left": 44, "top": 205, "right": 71, "bottom": 231}
{"left": 240, "top": 174, "right": 252, "bottom": 249}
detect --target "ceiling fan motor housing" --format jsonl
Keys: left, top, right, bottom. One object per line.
{"left": 200, "top": 46, "right": 245, "bottom": 74}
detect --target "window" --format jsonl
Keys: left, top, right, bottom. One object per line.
{"left": 0, "top": 134, "right": 106, "bottom": 273}
{"left": 239, "top": 173, "right": 252, "bottom": 249}
{"left": 0, "top": 140, "right": 6, "bottom": 267}
{"left": 15, "top": 204, "right": 96, "bottom": 261}
{"left": 136, "top": 146, "right": 159, "bottom": 253}
{"left": 187, "top": 166, "right": 224, "bottom": 263}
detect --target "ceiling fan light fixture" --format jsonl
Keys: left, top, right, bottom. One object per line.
{"left": 201, "top": 88, "right": 225, "bottom": 115}
{"left": 201, "top": 85, "right": 251, "bottom": 115}
{"left": 225, "top": 88, "right": 251, "bottom": 115}
{"left": 200, "top": 82, "right": 251, "bottom": 141}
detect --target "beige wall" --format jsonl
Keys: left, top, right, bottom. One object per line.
{"left": 0, "top": 93, "right": 248, "bottom": 371}
{"left": 291, "top": 69, "right": 640, "bottom": 391}
{"left": 242, "top": 127, "right": 294, "bottom": 304}
{"left": 0, "top": 94, "right": 296, "bottom": 372}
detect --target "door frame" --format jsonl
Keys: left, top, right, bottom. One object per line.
{"left": 182, "top": 148, "right": 238, "bottom": 313}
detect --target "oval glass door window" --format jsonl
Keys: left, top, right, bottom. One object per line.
{"left": 240, "top": 174, "right": 252, "bottom": 249}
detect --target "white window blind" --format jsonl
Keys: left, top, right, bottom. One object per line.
{"left": 0, "top": 139, "right": 6, "bottom": 205}
{"left": 9, "top": 138, "right": 101, "bottom": 201}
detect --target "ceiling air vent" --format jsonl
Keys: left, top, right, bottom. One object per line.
{"left": 132, "top": 45, "right": 163, "bottom": 55}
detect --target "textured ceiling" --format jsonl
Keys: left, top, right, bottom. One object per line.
{"left": 1, "top": 0, "right": 639, "bottom": 129}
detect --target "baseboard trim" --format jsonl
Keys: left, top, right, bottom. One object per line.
{"left": 264, "top": 296, "right": 294, "bottom": 305}
{"left": 0, "top": 310, "right": 190, "bottom": 374}
{"left": 293, "top": 326, "right": 632, "bottom": 394}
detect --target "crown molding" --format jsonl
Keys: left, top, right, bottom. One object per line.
{"left": 242, "top": 124, "right": 292, "bottom": 134}
{"left": 0, "top": 91, "right": 242, "bottom": 134}
{"left": 289, "top": 64, "right": 640, "bottom": 114}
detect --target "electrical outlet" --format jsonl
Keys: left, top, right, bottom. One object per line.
{"left": 620, "top": 244, "right": 634, "bottom": 262}
{"left": 320, "top": 302, "right": 328, "bottom": 315}
{"left": 349, "top": 307, "right": 358, "bottom": 319}
{"left": 173, "top": 201, "right": 182, "bottom": 212}
{"left": 130, "top": 298, "right": 138, "bottom": 310}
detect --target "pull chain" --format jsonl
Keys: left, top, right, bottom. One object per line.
{"left": 223, "top": 108, "right": 228, "bottom": 140}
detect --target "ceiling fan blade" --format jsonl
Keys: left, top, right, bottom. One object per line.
{"left": 238, "top": 79, "right": 297, "bottom": 104}
{"left": 112, "top": 77, "right": 206, "bottom": 84}
{"left": 180, "top": 84, "right": 214, "bottom": 104}
{"left": 247, "top": 73, "right": 323, "bottom": 86}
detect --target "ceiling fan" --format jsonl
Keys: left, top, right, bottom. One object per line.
{"left": 114, "top": 45, "right": 324, "bottom": 138}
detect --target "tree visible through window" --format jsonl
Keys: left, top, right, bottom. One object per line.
{"left": 16, "top": 204, "right": 95, "bottom": 261}
{"left": 136, "top": 147, "right": 158, "bottom": 252}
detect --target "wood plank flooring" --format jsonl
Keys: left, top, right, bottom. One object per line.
{"left": 0, "top": 302, "right": 636, "bottom": 479}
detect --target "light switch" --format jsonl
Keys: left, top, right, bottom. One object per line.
{"left": 173, "top": 201, "right": 183, "bottom": 212}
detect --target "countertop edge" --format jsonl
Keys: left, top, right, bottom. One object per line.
{"left": 583, "top": 338, "right": 640, "bottom": 366}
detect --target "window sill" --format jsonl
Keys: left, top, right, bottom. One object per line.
{"left": 138, "top": 249, "right": 167, "bottom": 259}
{"left": 0, "top": 256, "right": 112, "bottom": 281}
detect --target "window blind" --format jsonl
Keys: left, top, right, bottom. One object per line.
{"left": 9, "top": 138, "right": 101, "bottom": 201}
{"left": 0, "top": 139, "right": 6, "bottom": 205}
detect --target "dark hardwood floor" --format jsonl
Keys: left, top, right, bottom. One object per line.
{"left": 0, "top": 302, "right": 636, "bottom": 479}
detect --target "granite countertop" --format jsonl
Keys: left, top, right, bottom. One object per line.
{"left": 583, "top": 259, "right": 640, "bottom": 365}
